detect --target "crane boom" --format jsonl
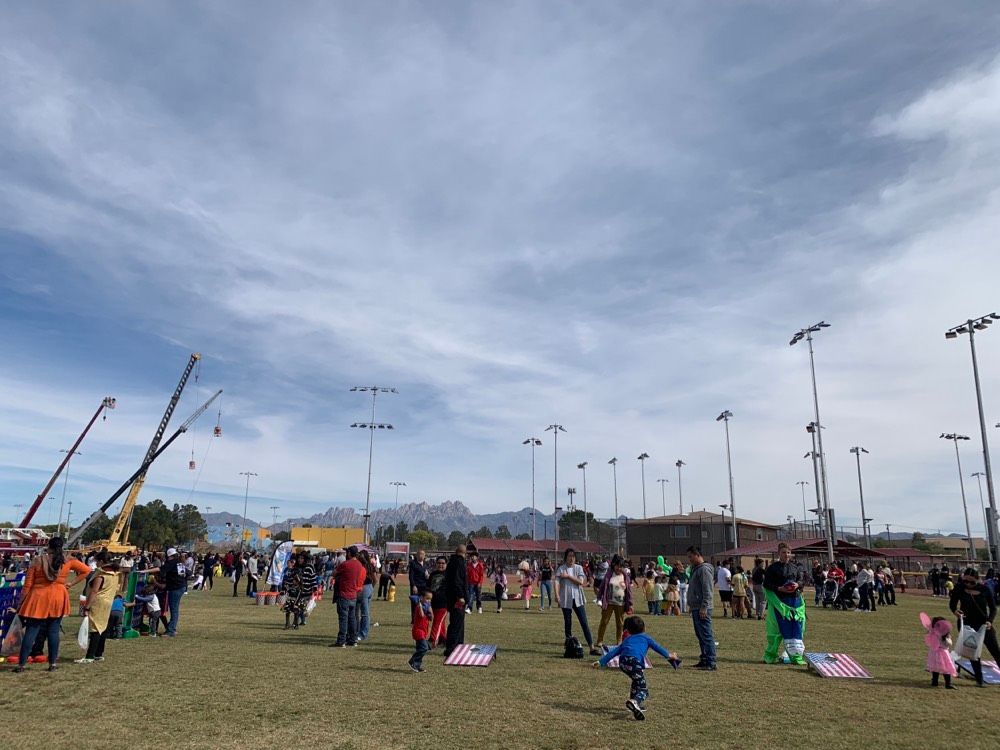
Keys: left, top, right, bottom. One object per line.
{"left": 67, "top": 389, "right": 221, "bottom": 548}
{"left": 19, "top": 396, "right": 116, "bottom": 528}
{"left": 108, "top": 354, "right": 200, "bottom": 546}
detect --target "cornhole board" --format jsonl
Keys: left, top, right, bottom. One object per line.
{"left": 806, "top": 652, "right": 872, "bottom": 679}
{"left": 444, "top": 644, "right": 497, "bottom": 667}
{"left": 956, "top": 659, "right": 1000, "bottom": 684}
{"left": 601, "top": 644, "right": 652, "bottom": 668}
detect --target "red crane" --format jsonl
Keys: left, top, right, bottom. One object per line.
{"left": 17, "top": 396, "right": 117, "bottom": 529}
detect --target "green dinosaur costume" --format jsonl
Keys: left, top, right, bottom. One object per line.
{"left": 764, "top": 588, "right": 806, "bottom": 665}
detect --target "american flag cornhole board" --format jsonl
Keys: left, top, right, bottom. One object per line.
{"left": 956, "top": 659, "right": 1000, "bottom": 684}
{"left": 806, "top": 653, "right": 872, "bottom": 679}
{"left": 444, "top": 644, "right": 497, "bottom": 667}
{"left": 601, "top": 644, "right": 652, "bottom": 669}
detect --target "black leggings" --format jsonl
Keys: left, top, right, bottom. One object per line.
{"left": 562, "top": 605, "right": 594, "bottom": 647}
{"left": 495, "top": 584, "right": 505, "bottom": 610}
{"left": 86, "top": 629, "right": 108, "bottom": 660}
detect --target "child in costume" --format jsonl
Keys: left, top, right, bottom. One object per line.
{"left": 593, "top": 615, "right": 679, "bottom": 721}
{"left": 762, "top": 543, "right": 807, "bottom": 664}
{"left": 664, "top": 577, "right": 681, "bottom": 616}
{"left": 642, "top": 573, "right": 657, "bottom": 615}
{"left": 921, "top": 613, "right": 957, "bottom": 689}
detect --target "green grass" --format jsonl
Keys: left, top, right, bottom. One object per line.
{"left": 5, "top": 585, "right": 1000, "bottom": 750}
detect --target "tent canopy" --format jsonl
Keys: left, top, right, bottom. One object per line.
{"left": 714, "top": 537, "right": 885, "bottom": 560}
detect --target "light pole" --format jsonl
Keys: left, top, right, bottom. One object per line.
{"left": 946, "top": 313, "right": 999, "bottom": 564}
{"left": 796, "top": 481, "right": 809, "bottom": 532}
{"left": 805, "top": 421, "right": 830, "bottom": 557}
{"left": 675, "top": 460, "right": 686, "bottom": 514}
{"left": 545, "top": 424, "right": 566, "bottom": 551}
{"left": 577, "top": 462, "right": 589, "bottom": 541}
{"left": 637, "top": 453, "right": 650, "bottom": 519}
{"left": 972, "top": 472, "right": 994, "bottom": 564}
{"left": 787, "top": 514, "right": 796, "bottom": 540}
{"left": 849, "top": 447, "right": 871, "bottom": 550}
{"left": 941, "top": 433, "right": 975, "bottom": 560}
{"left": 790, "top": 321, "right": 834, "bottom": 563}
{"left": 270, "top": 505, "right": 279, "bottom": 527}
{"left": 65, "top": 501, "right": 73, "bottom": 535}
{"left": 609, "top": 458, "right": 620, "bottom": 552}
{"left": 350, "top": 385, "right": 397, "bottom": 544}
{"left": 523, "top": 437, "right": 542, "bottom": 540}
{"left": 56, "top": 448, "right": 81, "bottom": 537}
{"left": 719, "top": 504, "right": 730, "bottom": 548}
{"left": 390, "top": 481, "right": 407, "bottom": 509}
{"left": 562, "top": 488, "right": 576, "bottom": 550}
{"left": 239, "top": 471, "right": 258, "bottom": 554}
{"left": 657, "top": 479, "right": 669, "bottom": 516}
{"left": 716, "top": 410, "right": 737, "bottom": 546}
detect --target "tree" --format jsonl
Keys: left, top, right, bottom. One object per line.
{"left": 515, "top": 533, "right": 532, "bottom": 540}
{"left": 407, "top": 529, "right": 437, "bottom": 549}
{"left": 447, "top": 530, "right": 468, "bottom": 548}
{"left": 473, "top": 526, "right": 493, "bottom": 539}
{"left": 414, "top": 520, "right": 431, "bottom": 532}
{"left": 273, "top": 530, "right": 292, "bottom": 543}
{"left": 394, "top": 521, "right": 409, "bottom": 541}
{"left": 495, "top": 524, "right": 512, "bottom": 539}
{"left": 172, "top": 503, "right": 207, "bottom": 546}
{"left": 77, "top": 514, "right": 115, "bottom": 545}
{"left": 129, "top": 499, "right": 177, "bottom": 549}
{"left": 434, "top": 531, "right": 447, "bottom": 549}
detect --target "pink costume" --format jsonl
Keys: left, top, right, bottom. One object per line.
{"left": 924, "top": 617, "right": 957, "bottom": 676}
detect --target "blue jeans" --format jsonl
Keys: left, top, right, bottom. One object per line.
{"left": 336, "top": 596, "right": 358, "bottom": 645}
{"left": 167, "top": 587, "right": 184, "bottom": 635}
{"left": 692, "top": 610, "right": 716, "bottom": 666}
{"left": 18, "top": 616, "right": 61, "bottom": 667}
{"left": 357, "top": 583, "right": 374, "bottom": 640}
{"left": 410, "top": 638, "right": 429, "bottom": 668}
{"left": 561, "top": 605, "right": 593, "bottom": 647}
{"left": 539, "top": 580, "right": 553, "bottom": 609}
{"left": 466, "top": 584, "right": 482, "bottom": 610}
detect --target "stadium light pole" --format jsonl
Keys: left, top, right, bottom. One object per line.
{"left": 350, "top": 385, "right": 397, "bottom": 544}
{"left": 675, "top": 460, "right": 686, "bottom": 514}
{"left": 941, "top": 433, "right": 975, "bottom": 561}
{"left": 577, "top": 462, "right": 589, "bottom": 541}
{"left": 796, "top": 481, "right": 809, "bottom": 531}
{"left": 719, "top": 504, "right": 730, "bottom": 548}
{"left": 523, "top": 437, "right": 542, "bottom": 540}
{"left": 609, "top": 458, "right": 620, "bottom": 552}
{"left": 805, "top": 421, "right": 833, "bottom": 561}
{"left": 946, "top": 313, "right": 999, "bottom": 564}
{"left": 56, "top": 448, "right": 81, "bottom": 537}
{"left": 716, "top": 410, "right": 737, "bottom": 545}
{"left": 849, "top": 447, "right": 871, "bottom": 550}
{"left": 972, "top": 472, "right": 994, "bottom": 565}
{"left": 545, "top": 425, "right": 566, "bottom": 549}
{"left": 657, "top": 478, "right": 669, "bottom": 517}
{"left": 238, "top": 471, "right": 258, "bottom": 554}
{"left": 390, "top": 481, "right": 407, "bottom": 510}
{"left": 791, "top": 322, "right": 834, "bottom": 563}
{"left": 637, "top": 453, "right": 650, "bottom": 519}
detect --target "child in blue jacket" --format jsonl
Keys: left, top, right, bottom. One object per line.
{"left": 593, "top": 615, "right": 679, "bottom": 720}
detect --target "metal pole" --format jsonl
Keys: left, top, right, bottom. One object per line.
{"left": 796, "top": 481, "right": 808, "bottom": 530}
{"left": 579, "top": 463, "right": 589, "bottom": 541}
{"left": 806, "top": 333, "right": 835, "bottom": 563}
{"left": 57, "top": 449, "right": 81, "bottom": 537}
{"left": 657, "top": 479, "right": 668, "bottom": 516}
{"left": 610, "top": 458, "right": 619, "bottom": 552}
{"left": 638, "top": 454, "right": 648, "bottom": 519}
{"left": 808, "top": 431, "right": 822, "bottom": 535}
{"left": 951, "top": 438, "right": 976, "bottom": 561}
{"left": 363, "top": 390, "right": 377, "bottom": 544}
{"left": 973, "top": 473, "right": 994, "bottom": 565}
{"left": 676, "top": 461, "right": 684, "bottom": 515}
{"left": 852, "top": 448, "right": 870, "bottom": 550}
{"left": 721, "top": 413, "right": 737, "bottom": 546}
{"left": 532, "top": 441, "right": 536, "bottom": 541}
{"left": 239, "top": 471, "right": 257, "bottom": 554}
{"left": 968, "top": 327, "right": 1000, "bottom": 564}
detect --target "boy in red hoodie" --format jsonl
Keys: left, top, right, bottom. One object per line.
{"left": 409, "top": 589, "right": 433, "bottom": 673}
{"left": 466, "top": 552, "right": 485, "bottom": 614}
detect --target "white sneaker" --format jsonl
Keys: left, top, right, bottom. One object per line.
{"left": 465, "top": 608, "right": 472, "bottom": 614}
{"left": 74, "top": 658, "right": 94, "bottom": 664}
{"left": 477, "top": 608, "right": 482, "bottom": 614}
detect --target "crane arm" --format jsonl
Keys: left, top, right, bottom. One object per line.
{"left": 67, "top": 389, "right": 221, "bottom": 548}
{"left": 19, "top": 397, "right": 116, "bottom": 528}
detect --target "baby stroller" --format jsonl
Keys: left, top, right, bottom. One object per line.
{"left": 834, "top": 580, "right": 859, "bottom": 610}
{"left": 821, "top": 578, "right": 839, "bottom": 608}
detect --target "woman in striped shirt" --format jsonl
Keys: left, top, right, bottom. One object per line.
{"left": 283, "top": 552, "right": 316, "bottom": 630}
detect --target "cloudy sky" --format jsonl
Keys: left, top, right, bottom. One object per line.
{"left": 2, "top": 3, "right": 999, "bottom": 538}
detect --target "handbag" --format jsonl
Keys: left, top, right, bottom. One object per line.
{"left": 77, "top": 619, "right": 90, "bottom": 651}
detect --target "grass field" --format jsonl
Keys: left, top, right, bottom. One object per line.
{"left": 4, "top": 583, "right": 1000, "bottom": 750}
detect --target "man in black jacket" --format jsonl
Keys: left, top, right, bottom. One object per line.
{"left": 443, "top": 545, "right": 468, "bottom": 658}
{"left": 161, "top": 547, "right": 189, "bottom": 637}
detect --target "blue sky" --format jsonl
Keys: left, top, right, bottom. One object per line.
{"left": 2, "top": 3, "right": 999, "bottom": 537}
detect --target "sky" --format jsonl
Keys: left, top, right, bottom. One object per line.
{"left": 1, "top": 3, "right": 999, "bottom": 539}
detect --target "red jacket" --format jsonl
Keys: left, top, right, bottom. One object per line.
{"left": 412, "top": 598, "right": 432, "bottom": 641}
{"left": 334, "top": 558, "right": 366, "bottom": 600}
{"left": 467, "top": 560, "right": 484, "bottom": 586}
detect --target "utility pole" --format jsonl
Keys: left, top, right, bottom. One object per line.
{"left": 350, "top": 386, "right": 397, "bottom": 545}
{"left": 946, "top": 314, "right": 999, "bottom": 564}
{"left": 941, "top": 433, "right": 975, "bottom": 561}
{"left": 717, "top": 410, "right": 737, "bottom": 547}
{"left": 239, "top": 471, "right": 258, "bottom": 554}
{"left": 609, "top": 458, "right": 620, "bottom": 552}
{"left": 657, "top": 479, "right": 669, "bottom": 517}
{"left": 545, "top": 425, "right": 566, "bottom": 551}
{"left": 390, "top": 481, "right": 407, "bottom": 509}
{"left": 56, "top": 448, "right": 82, "bottom": 537}
{"left": 675, "top": 460, "right": 686, "bottom": 515}
{"left": 973, "top": 472, "right": 995, "bottom": 565}
{"left": 796, "top": 481, "right": 809, "bottom": 531}
{"left": 577, "top": 462, "right": 589, "bottom": 541}
{"left": 637, "top": 453, "right": 650, "bottom": 519}
{"left": 523, "top": 438, "right": 542, "bottom": 540}
{"left": 849, "top": 447, "right": 871, "bottom": 550}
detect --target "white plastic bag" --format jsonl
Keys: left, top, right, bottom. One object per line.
{"left": 304, "top": 598, "right": 317, "bottom": 615}
{"left": 77, "top": 619, "right": 90, "bottom": 651}
{"left": 953, "top": 617, "right": 987, "bottom": 661}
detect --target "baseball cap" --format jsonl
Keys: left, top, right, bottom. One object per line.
{"left": 166, "top": 547, "right": 178, "bottom": 557}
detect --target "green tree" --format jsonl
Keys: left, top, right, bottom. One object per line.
{"left": 447, "top": 530, "right": 468, "bottom": 548}
{"left": 515, "top": 533, "right": 532, "bottom": 540}
{"left": 273, "top": 530, "right": 292, "bottom": 543}
{"left": 77, "top": 514, "right": 115, "bottom": 545}
{"left": 129, "top": 499, "right": 177, "bottom": 550}
{"left": 414, "top": 520, "right": 431, "bottom": 532}
{"left": 473, "top": 526, "right": 493, "bottom": 539}
{"left": 394, "top": 522, "right": 409, "bottom": 541}
{"left": 173, "top": 503, "right": 207, "bottom": 546}
{"left": 434, "top": 531, "right": 447, "bottom": 549}
{"left": 407, "top": 529, "right": 437, "bottom": 549}
{"left": 495, "top": 524, "right": 512, "bottom": 539}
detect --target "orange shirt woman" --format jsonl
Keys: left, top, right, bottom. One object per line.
{"left": 18, "top": 555, "right": 91, "bottom": 619}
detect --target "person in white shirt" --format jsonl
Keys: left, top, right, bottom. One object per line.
{"left": 716, "top": 561, "right": 733, "bottom": 618}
